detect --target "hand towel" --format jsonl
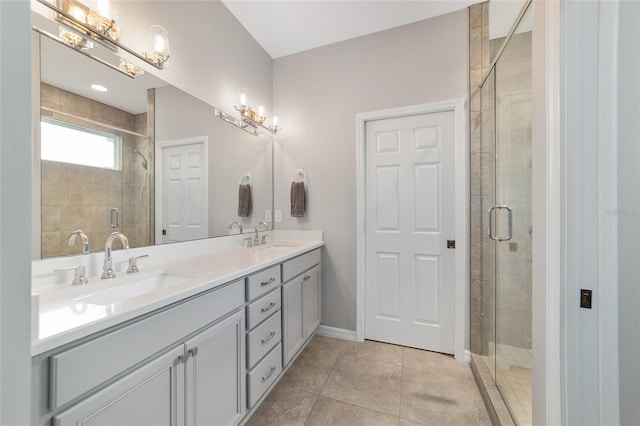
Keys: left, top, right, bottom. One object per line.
{"left": 238, "top": 184, "right": 252, "bottom": 217}
{"left": 291, "top": 181, "right": 306, "bottom": 217}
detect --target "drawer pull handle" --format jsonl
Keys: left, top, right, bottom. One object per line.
{"left": 261, "top": 302, "right": 276, "bottom": 313}
{"left": 261, "top": 331, "right": 276, "bottom": 344}
{"left": 189, "top": 347, "right": 199, "bottom": 357}
{"left": 261, "top": 277, "right": 276, "bottom": 287}
{"left": 262, "top": 366, "right": 277, "bottom": 382}
{"left": 303, "top": 275, "right": 310, "bottom": 281}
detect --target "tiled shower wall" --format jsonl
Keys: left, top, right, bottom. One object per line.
{"left": 40, "top": 83, "right": 151, "bottom": 258}
{"left": 469, "top": 1, "right": 493, "bottom": 355}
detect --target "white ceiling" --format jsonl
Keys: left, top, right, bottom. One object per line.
{"left": 221, "top": 0, "right": 482, "bottom": 59}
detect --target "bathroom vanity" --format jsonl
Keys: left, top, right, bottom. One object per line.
{"left": 30, "top": 232, "right": 323, "bottom": 425}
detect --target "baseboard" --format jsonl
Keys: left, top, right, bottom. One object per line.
{"left": 315, "top": 325, "right": 359, "bottom": 341}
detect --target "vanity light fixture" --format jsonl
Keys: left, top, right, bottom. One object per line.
{"left": 118, "top": 59, "right": 144, "bottom": 77}
{"left": 58, "top": 26, "right": 94, "bottom": 50}
{"left": 33, "top": 27, "right": 136, "bottom": 79}
{"left": 233, "top": 94, "right": 280, "bottom": 134}
{"left": 214, "top": 106, "right": 281, "bottom": 136}
{"left": 57, "top": 0, "right": 121, "bottom": 45}
{"left": 36, "top": 0, "right": 171, "bottom": 72}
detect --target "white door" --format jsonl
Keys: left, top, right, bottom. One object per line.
{"left": 160, "top": 141, "right": 208, "bottom": 243}
{"left": 365, "top": 111, "right": 456, "bottom": 354}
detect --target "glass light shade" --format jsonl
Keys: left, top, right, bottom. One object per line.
{"left": 150, "top": 25, "right": 170, "bottom": 64}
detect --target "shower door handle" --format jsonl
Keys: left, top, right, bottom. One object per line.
{"left": 487, "top": 205, "right": 512, "bottom": 241}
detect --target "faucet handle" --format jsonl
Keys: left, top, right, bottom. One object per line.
{"left": 261, "top": 235, "right": 268, "bottom": 245}
{"left": 55, "top": 265, "right": 89, "bottom": 286}
{"left": 127, "top": 254, "right": 149, "bottom": 274}
{"left": 244, "top": 237, "right": 254, "bottom": 248}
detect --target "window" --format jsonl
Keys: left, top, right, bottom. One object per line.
{"left": 41, "top": 117, "right": 122, "bottom": 170}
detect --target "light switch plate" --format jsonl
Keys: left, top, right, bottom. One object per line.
{"left": 275, "top": 210, "right": 282, "bottom": 222}
{"left": 265, "top": 210, "right": 272, "bottom": 222}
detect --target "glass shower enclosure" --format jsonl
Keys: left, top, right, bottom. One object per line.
{"left": 477, "top": 2, "right": 533, "bottom": 425}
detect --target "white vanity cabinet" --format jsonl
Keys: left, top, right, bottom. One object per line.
{"left": 245, "top": 265, "right": 283, "bottom": 409}
{"left": 33, "top": 280, "right": 246, "bottom": 426}
{"left": 54, "top": 311, "right": 246, "bottom": 426}
{"left": 282, "top": 249, "right": 321, "bottom": 366}
{"left": 32, "top": 244, "right": 323, "bottom": 426}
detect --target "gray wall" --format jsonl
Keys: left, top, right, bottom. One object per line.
{"left": 116, "top": 0, "right": 273, "bottom": 117}
{"left": 1, "top": 1, "right": 32, "bottom": 424}
{"left": 617, "top": 1, "right": 640, "bottom": 423}
{"left": 273, "top": 10, "right": 469, "bottom": 331}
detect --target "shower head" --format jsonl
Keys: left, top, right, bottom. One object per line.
{"left": 133, "top": 149, "right": 148, "bottom": 170}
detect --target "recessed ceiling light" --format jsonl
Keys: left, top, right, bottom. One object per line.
{"left": 91, "top": 84, "right": 108, "bottom": 92}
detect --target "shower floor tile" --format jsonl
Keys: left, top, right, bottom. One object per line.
{"left": 482, "top": 344, "right": 532, "bottom": 426}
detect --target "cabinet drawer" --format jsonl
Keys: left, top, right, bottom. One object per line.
{"left": 246, "top": 265, "right": 281, "bottom": 301}
{"left": 282, "top": 249, "right": 321, "bottom": 283}
{"left": 49, "top": 280, "right": 244, "bottom": 409}
{"left": 247, "top": 312, "right": 281, "bottom": 369}
{"left": 247, "top": 343, "right": 282, "bottom": 409}
{"left": 246, "top": 288, "right": 281, "bottom": 330}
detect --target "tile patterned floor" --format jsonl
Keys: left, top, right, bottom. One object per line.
{"left": 247, "top": 336, "right": 491, "bottom": 426}
{"left": 483, "top": 345, "right": 532, "bottom": 426}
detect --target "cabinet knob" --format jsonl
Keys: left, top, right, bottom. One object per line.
{"left": 178, "top": 351, "right": 190, "bottom": 363}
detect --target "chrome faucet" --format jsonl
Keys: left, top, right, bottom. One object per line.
{"left": 68, "top": 230, "right": 90, "bottom": 255}
{"left": 254, "top": 221, "right": 270, "bottom": 245}
{"left": 101, "top": 232, "right": 129, "bottom": 279}
{"left": 228, "top": 221, "right": 243, "bottom": 234}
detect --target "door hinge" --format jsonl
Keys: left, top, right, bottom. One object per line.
{"left": 447, "top": 240, "right": 456, "bottom": 249}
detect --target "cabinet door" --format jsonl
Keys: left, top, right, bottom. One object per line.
{"left": 184, "top": 310, "right": 245, "bottom": 426}
{"left": 303, "top": 265, "right": 321, "bottom": 339}
{"left": 54, "top": 345, "right": 185, "bottom": 426}
{"left": 282, "top": 278, "right": 304, "bottom": 366}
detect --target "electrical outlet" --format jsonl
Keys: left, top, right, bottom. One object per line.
{"left": 265, "top": 210, "right": 272, "bottom": 222}
{"left": 275, "top": 210, "right": 282, "bottom": 222}
{"left": 580, "top": 289, "right": 592, "bottom": 309}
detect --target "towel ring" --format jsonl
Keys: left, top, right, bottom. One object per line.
{"left": 291, "top": 169, "right": 309, "bottom": 185}
{"left": 239, "top": 173, "right": 252, "bottom": 185}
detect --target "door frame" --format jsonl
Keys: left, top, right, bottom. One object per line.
{"left": 155, "top": 136, "right": 209, "bottom": 244}
{"left": 355, "top": 99, "right": 469, "bottom": 361}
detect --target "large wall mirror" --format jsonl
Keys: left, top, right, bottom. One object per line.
{"left": 34, "top": 22, "right": 273, "bottom": 260}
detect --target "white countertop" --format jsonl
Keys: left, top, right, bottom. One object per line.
{"left": 32, "top": 234, "right": 324, "bottom": 356}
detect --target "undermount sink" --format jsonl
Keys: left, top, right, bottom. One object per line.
{"left": 261, "top": 242, "right": 300, "bottom": 252}
{"left": 72, "top": 272, "right": 198, "bottom": 306}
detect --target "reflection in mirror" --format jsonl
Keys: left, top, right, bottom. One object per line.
{"left": 154, "top": 86, "right": 272, "bottom": 243}
{"left": 37, "top": 32, "right": 273, "bottom": 260}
